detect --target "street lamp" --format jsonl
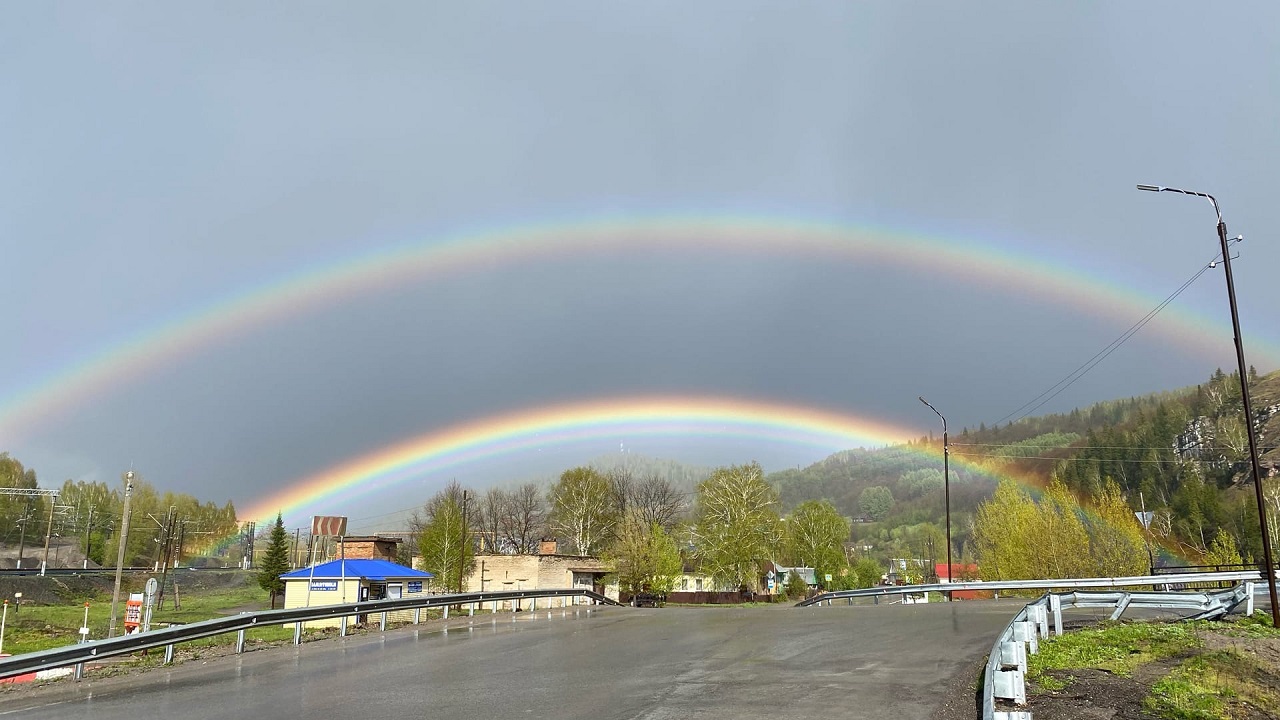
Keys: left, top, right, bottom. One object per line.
{"left": 1137, "top": 183, "right": 1279, "bottom": 627}
{"left": 918, "top": 396, "right": 952, "bottom": 598}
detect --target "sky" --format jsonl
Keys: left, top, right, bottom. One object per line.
{"left": 3, "top": 2, "right": 1279, "bottom": 531}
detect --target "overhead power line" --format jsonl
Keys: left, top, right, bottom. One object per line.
{"left": 990, "top": 251, "right": 1228, "bottom": 427}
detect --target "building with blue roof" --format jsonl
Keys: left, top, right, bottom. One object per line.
{"left": 280, "top": 559, "right": 434, "bottom": 628}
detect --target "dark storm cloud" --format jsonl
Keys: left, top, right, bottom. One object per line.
{"left": 2, "top": 2, "right": 1278, "bottom": 516}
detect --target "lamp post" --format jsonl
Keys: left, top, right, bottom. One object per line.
{"left": 1138, "top": 183, "right": 1279, "bottom": 627}
{"left": 919, "top": 396, "right": 952, "bottom": 598}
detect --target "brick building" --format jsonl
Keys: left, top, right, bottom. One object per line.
{"left": 464, "top": 539, "right": 616, "bottom": 602}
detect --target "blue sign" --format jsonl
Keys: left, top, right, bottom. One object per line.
{"left": 407, "top": 581, "right": 423, "bottom": 593}
{"left": 310, "top": 581, "right": 338, "bottom": 591}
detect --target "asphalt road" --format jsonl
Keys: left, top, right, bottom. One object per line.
{"left": 1, "top": 601, "right": 1023, "bottom": 719}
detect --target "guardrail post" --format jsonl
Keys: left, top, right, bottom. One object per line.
{"left": 1109, "top": 593, "right": 1133, "bottom": 621}
{"left": 236, "top": 629, "right": 246, "bottom": 654}
{"left": 294, "top": 621, "right": 303, "bottom": 645}
{"left": 1049, "top": 594, "right": 1063, "bottom": 636}
{"left": 164, "top": 643, "right": 174, "bottom": 665}
{"left": 1012, "top": 621, "right": 1038, "bottom": 655}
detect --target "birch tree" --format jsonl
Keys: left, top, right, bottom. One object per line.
{"left": 414, "top": 482, "right": 474, "bottom": 591}
{"left": 784, "top": 499, "right": 850, "bottom": 582}
{"left": 548, "top": 467, "right": 617, "bottom": 555}
{"left": 693, "top": 462, "right": 781, "bottom": 591}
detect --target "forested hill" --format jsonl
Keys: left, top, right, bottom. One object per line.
{"left": 768, "top": 367, "right": 1280, "bottom": 563}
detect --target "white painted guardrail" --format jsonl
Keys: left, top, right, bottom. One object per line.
{"left": 0, "top": 587, "right": 620, "bottom": 682}
{"left": 980, "top": 582, "right": 1255, "bottom": 720}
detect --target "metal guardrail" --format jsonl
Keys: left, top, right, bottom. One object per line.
{"left": 980, "top": 582, "right": 1255, "bottom": 720}
{"left": 0, "top": 587, "right": 619, "bottom": 681}
{"left": 795, "top": 569, "right": 1268, "bottom": 606}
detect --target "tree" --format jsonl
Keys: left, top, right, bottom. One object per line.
{"left": 784, "top": 500, "right": 851, "bottom": 585}
{"left": 784, "top": 568, "right": 809, "bottom": 599}
{"left": 692, "top": 462, "right": 781, "bottom": 591}
{"left": 257, "top": 512, "right": 290, "bottom": 609}
{"left": 1204, "top": 528, "right": 1243, "bottom": 566}
{"left": 973, "top": 479, "right": 1049, "bottom": 580}
{"left": 499, "top": 482, "right": 545, "bottom": 554}
{"left": 607, "top": 516, "right": 683, "bottom": 596}
{"left": 897, "top": 468, "right": 944, "bottom": 499}
{"left": 548, "top": 467, "right": 617, "bottom": 555}
{"left": 476, "top": 487, "right": 507, "bottom": 553}
{"left": 851, "top": 556, "right": 884, "bottom": 588}
{"left": 858, "top": 486, "right": 894, "bottom": 521}
{"left": 625, "top": 473, "right": 685, "bottom": 530}
{"left": 1086, "top": 481, "right": 1148, "bottom": 577}
{"left": 414, "top": 482, "right": 475, "bottom": 591}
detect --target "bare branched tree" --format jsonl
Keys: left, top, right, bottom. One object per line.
{"left": 629, "top": 473, "right": 685, "bottom": 530}
{"left": 499, "top": 482, "right": 545, "bottom": 554}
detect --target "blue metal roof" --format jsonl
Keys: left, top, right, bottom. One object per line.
{"left": 280, "top": 559, "right": 433, "bottom": 581}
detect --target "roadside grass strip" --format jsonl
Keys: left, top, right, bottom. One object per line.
{"left": 1027, "top": 615, "right": 1280, "bottom": 719}
{"left": 1144, "top": 649, "right": 1280, "bottom": 720}
{"left": 1027, "top": 620, "right": 1202, "bottom": 690}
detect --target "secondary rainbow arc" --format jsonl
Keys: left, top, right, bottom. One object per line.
{"left": 2, "top": 215, "right": 1268, "bottom": 441}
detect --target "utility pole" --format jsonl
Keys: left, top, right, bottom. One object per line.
{"left": 16, "top": 496, "right": 32, "bottom": 570}
{"left": 459, "top": 490, "right": 470, "bottom": 593}
{"left": 39, "top": 493, "right": 59, "bottom": 576}
{"left": 108, "top": 471, "right": 135, "bottom": 638}
{"left": 83, "top": 505, "right": 95, "bottom": 570}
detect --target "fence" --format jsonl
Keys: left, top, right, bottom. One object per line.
{"left": 795, "top": 569, "right": 1267, "bottom": 606}
{"left": 0, "top": 587, "right": 619, "bottom": 682}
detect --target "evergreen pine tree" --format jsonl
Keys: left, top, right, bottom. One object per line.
{"left": 257, "top": 512, "right": 291, "bottom": 609}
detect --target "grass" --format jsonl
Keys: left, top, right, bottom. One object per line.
{"left": 2, "top": 575, "right": 281, "bottom": 654}
{"left": 1028, "top": 619, "right": 1203, "bottom": 685}
{"left": 1144, "top": 650, "right": 1280, "bottom": 719}
{"left": 1027, "top": 615, "right": 1280, "bottom": 720}
{"left": 0, "top": 577, "right": 469, "bottom": 659}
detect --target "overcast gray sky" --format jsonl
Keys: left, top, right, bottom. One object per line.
{"left": 3, "top": 2, "right": 1278, "bottom": 529}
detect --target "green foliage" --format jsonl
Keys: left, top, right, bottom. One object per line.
{"left": 988, "top": 431, "right": 1081, "bottom": 458}
{"left": 548, "top": 466, "right": 618, "bottom": 555}
{"left": 693, "top": 462, "right": 781, "bottom": 591}
{"left": 1203, "top": 529, "right": 1243, "bottom": 566}
{"left": 1085, "top": 480, "right": 1149, "bottom": 577}
{"left": 784, "top": 499, "right": 851, "bottom": 584}
{"left": 858, "top": 486, "right": 894, "bottom": 521}
{"left": 851, "top": 556, "right": 884, "bottom": 588}
{"left": 974, "top": 478, "right": 1095, "bottom": 580}
{"left": 897, "top": 468, "right": 944, "bottom": 498}
{"left": 784, "top": 567, "right": 809, "bottom": 598}
{"left": 607, "top": 517, "right": 682, "bottom": 595}
{"left": 256, "top": 513, "right": 290, "bottom": 608}
{"left": 414, "top": 483, "right": 475, "bottom": 592}
{"left": 1029, "top": 620, "right": 1202, "bottom": 684}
